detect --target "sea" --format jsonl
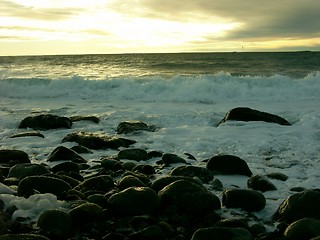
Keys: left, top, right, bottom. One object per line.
{"left": 0, "top": 52, "right": 320, "bottom": 226}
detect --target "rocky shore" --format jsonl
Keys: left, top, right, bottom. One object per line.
{"left": 1, "top": 108, "right": 320, "bottom": 240}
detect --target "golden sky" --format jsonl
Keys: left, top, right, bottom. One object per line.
{"left": 1, "top": 0, "right": 320, "bottom": 55}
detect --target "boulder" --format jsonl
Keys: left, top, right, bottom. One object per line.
{"left": 169, "top": 165, "right": 214, "bottom": 183}
{"left": 17, "top": 175, "right": 71, "bottom": 198}
{"left": 117, "top": 120, "right": 156, "bottom": 134}
{"left": 69, "top": 202, "right": 103, "bottom": 227}
{"left": 118, "top": 148, "right": 150, "bottom": 161}
{"left": 118, "top": 175, "right": 147, "bottom": 190}
{"left": 158, "top": 180, "right": 220, "bottom": 216}
{"left": 132, "top": 164, "right": 156, "bottom": 175}
{"left": 51, "top": 161, "right": 79, "bottom": 174}
{"left": 161, "top": 153, "right": 187, "bottom": 165}
{"left": 62, "top": 131, "right": 136, "bottom": 150}
{"left": 19, "top": 114, "right": 72, "bottom": 130}
{"left": 76, "top": 175, "right": 114, "bottom": 194}
{"left": 247, "top": 175, "right": 277, "bottom": 192}
{"left": 8, "top": 163, "right": 49, "bottom": 180}
{"left": 151, "top": 176, "right": 203, "bottom": 192}
{"left": 70, "top": 115, "right": 100, "bottom": 123}
{"left": 273, "top": 190, "right": 320, "bottom": 223}
{"left": 266, "top": 172, "right": 288, "bottom": 181}
{"left": 9, "top": 131, "right": 44, "bottom": 138}
{"left": 108, "top": 187, "right": 160, "bottom": 216}
{"left": 191, "top": 227, "right": 253, "bottom": 240}
{"left": 217, "top": 107, "right": 291, "bottom": 126}
{"left": 37, "top": 209, "right": 72, "bottom": 239}
{"left": 222, "top": 188, "right": 266, "bottom": 212}
{"left": 0, "top": 149, "right": 30, "bottom": 166}
{"left": 206, "top": 155, "right": 252, "bottom": 177}
{"left": 284, "top": 218, "right": 320, "bottom": 240}
{"left": 47, "top": 146, "right": 87, "bottom": 163}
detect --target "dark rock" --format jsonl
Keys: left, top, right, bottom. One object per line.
{"left": 147, "top": 150, "right": 163, "bottom": 158}
{"left": 70, "top": 115, "right": 100, "bottom": 123}
{"left": 132, "top": 164, "right": 155, "bottom": 175}
{"left": 108, "top": 187, "right": 160, "bottom": 216}
{"left": 273, "top": 190, "right": 320, "bottom": 223}
{"left": 161, "top": 153, "right": 187, "bottom": 165}
{"left": 76, "top": 175, "right": 114, "bottom": 193}
{"left": 222, "top": 189, "right": 266, "bottom": 212}
{"left": 249, "top": 223, "right": 267, "bottom": 237}
{"left": 266, "top": 172, "right": 288, "bottom": 181}
{"left": 191, "top": 227, "right": 253, "bottom": 240}
{"left": 158, "top": 180, "right": 220, "bottom": 216}
{"left": 8, "top": 163, "right": 49, "bottom": 180}
{"left": 101, "top": 158, "right": 123, "bottom": 171}
{"left": 51, "top": 161, "right": 79, "bottom": 174}
{"left": 215, "top": 218, "right": 249, "bottom": 229}
{"left": 9, "top": 131, "right": 44, "bottom": 139}
{"left": 118, "top": 148, "right": 149, "bottom": 161}
{"left": 47, "top": 146, "right": 87, "bottom": 163}
{"left": 290, "top": 187, "right": 306, "bottom": 192}
{"left": 69, "top": 202, "right": 103, "bottom": 227}
{"left": 210, "top": 178, "right": 223, "bottom": 191}
{"left": 151, "top": 176, "right": 202, "bottom": 192}
{"left": 169, "top": 165, "right": 214, "bottom": 183}
{"left": 62, "top": 131, "right": 136, "bottom": 150}
{"left": 0, "top": 234, "right": 50, "bottom": 240}
{"left": 117, "top": 120, "right": 156, "bottom": 134}
{"left": 19, "top": 114, "right": 72, "bottom": 130}
{"left": 70, "top": 145, "right": 93, "bottom": 154}
{"left": 122, "top": 171, "right": 151, "bottom": 185}
{"left": 217, "top": 107, "right": 291, "bottom": 126}
{"left": 37, "top": 209, "right": 72, "bottom": 239}
{"left": 207, "top": 155, "right": 252, "bottom": 177}
{"left": 118, "top": 175, "right": 147, "bottom": 190}
{"left": 129, "top": 225, "right": 164, "bottom": 240}
{"left": 17, "top": 175, "right": 71, "bottom": 198}
{"left": 247, "top": 175, "right": 277, "bottom": 192}
{"left": 0, "top": 149, "right": 30, "bottom": 166}
{"left": 87, "top": 194, "right": 109, "bottom": 208}
{"left": 284, "top": 218, "right": 320, "bottom": 240}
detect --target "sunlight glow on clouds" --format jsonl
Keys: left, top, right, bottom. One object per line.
{"left": 0, "top": 0, "right": 319, "bottom": 55}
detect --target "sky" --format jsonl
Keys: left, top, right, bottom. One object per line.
{"left": 1, "top": 0, "right": 320, "bottom": 55}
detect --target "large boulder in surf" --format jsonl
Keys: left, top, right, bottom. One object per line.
{"left": 19, "top": 114, "right": 72, "bottom": 130}
{"left": 62, "top": 131, "right": 136, "bottom": 150}
{"left": 217, "top": 107, "right": 291, "bottom": 126}
{"left": 0, "top": 149, "right": 30, "bottom": 166}
{"left": 206, "top": 155, "right": 252, "bottom": 177}
{"left": 169, "top": 165, "right": 214, "bottom": 184}
{"left": 273, "top": 190, "right": 320, "bottom": 223}
{"left": 47, "top": 146, "right": 87, "bottom": 163}
{"left": 116, "top": 120, "right": 156, "bottom": 134}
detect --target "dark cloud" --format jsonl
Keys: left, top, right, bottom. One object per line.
{"left": 1, "top": 0, "right": 82, "bottom": 21}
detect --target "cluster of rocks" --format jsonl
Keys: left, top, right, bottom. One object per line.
{"left": 1, "top": 108, "right": 318, "bottom": 240}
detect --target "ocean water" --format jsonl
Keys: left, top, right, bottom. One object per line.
{"left": 0, "top": 52, "right": 320, "bottom": 225}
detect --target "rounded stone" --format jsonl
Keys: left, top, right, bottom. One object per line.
{"left": 69, "top": 202, "right": 103, "bottom": 227}
{"left": 76, "top": 175, "right": 114, "bottom": 193}
{"left": 8, "top": 163, "right": 49, "bottom": 180}
{"left": 284, "top": 218, "right": 320, "bottom": 240}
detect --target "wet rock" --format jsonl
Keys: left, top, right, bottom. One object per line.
{"left": 206, "top": 155, "right": 252, "bottom": 177}
{"left": 118, "top": 175, "right": 148, "bottom": 190}
{"left": 129, "top": 225, "right": 164, "bottom": 240}
{"left": 0, "top": 149, "right": 30, "bottom": 166}
{"left": 191, "top": 227, "right": 253, "bottom": 240}
{"left": 76, "top": 175, "right": 114, "bottom": 194}
{"left": 122, "top": 171, "right": 151, "bottom": 186}
{"left": 8, "top": 163, "right": 49, "bottom": 180}
{"left": 19, "top": 114, "right": 72, "bottom": 130}
{"left": 210, "top": 178, "right": 223, "bottom": 191}
{"left": 70, "top": 115, "right": 100, "bottom": 123}
{"left": 47, "top": 146, "right": 87, "bottom": 163}
{"left": 62, "top": 131, "right": 136, "bottom": 150}
{"left": 87, "top": 194, "right": 109, "bottom": 208}
{"left": 161, "top": 153, "right": 187, "bottom": 165}
{"left": 9, "top": 131, "right": 44, "bottom": 139}
{"left": 37, "top": 209, "right": 72, "bottom": 239}
{"left": 222, "top": 188, "right": 266, "bottom": 212}
{"left": 101, "top": 158, "right": 123, "bottom": 171}
{"left": 69, "top": 202, "right": 103, "bottom": 227}
{"left": 217, "top": 107, "right": 291, "bottom": 126}
{"left": 266, "top": 172, "right": 289, "bottom": 181}
{"left": 108, "top": 187, "right": 160, "bottom": 216}
{"left": 117, "top": 120, "right": 156, "bottom": 134}
{"left": 70, "top": 145, "right": 93, "bottom": 154}
{"left": 0, "top": 234, "right": 50, "bottom": 240}
{"left": 284, "top": 218, "right": 320, "bottom": 240}
{"left": 151, "top": 176, "right": 202, "bottom": 192}
{"left": 273, "top": 190, "right": 320, "bottom": 223}
{"left": 51, "top": 161, "right": 79, "bottom": 174}
{"left": 169, "top": 165, "right": 214, "bottom": 183}
{"left": 17, "top": 175, "right": 72, "bottom": 198}
{"left": 247, "top": 175, "right": 277, "bottom": 192}
{"left": 118, "top": 148, "right": 150, "bottom": 161}
{"left": 158, "top": 180, "right": 220, "bottom": 216}
{"left": 132, "top": 164, "right": 155, "bottom": 175}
